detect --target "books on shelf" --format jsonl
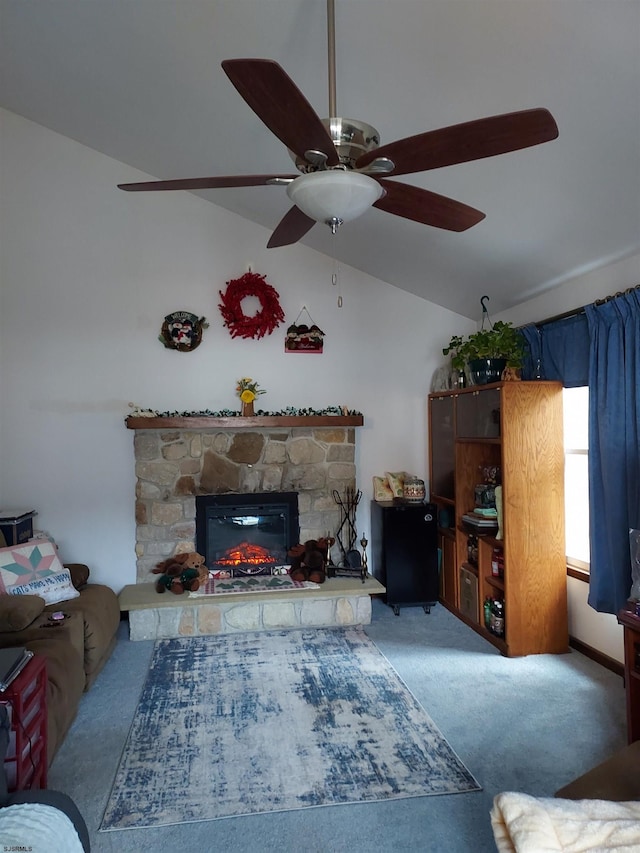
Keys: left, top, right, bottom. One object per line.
{"left": 473, "top": 507, "right": 498, "bottom": 518}
{"left": 462, "top": 513, "right": 499, "bottom": 530}
{"left": 0, "top": 647, "right": 34, "bottom": 692}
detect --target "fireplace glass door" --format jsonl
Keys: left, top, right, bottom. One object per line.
{"left": 196, "top": 492, "right": 299, "bottom": 577}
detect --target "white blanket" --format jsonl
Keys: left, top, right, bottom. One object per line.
{"left": 0, "top": 803, "right": 84, "bottom": 852}
{"left": 491, "top": 792, "right": 640, "bottom": 853}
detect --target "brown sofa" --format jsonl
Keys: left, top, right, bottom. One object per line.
{"left": 0, "top": 563, "right": 120, "bottom": 765}
{"left": 555, "top": 739, "right": 640, "bottom": 800}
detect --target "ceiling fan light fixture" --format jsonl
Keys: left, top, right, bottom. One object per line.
{"left": 286, "top": 171, "right": 383, "bottom": 228}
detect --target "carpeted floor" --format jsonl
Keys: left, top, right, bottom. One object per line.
{"left": 48, "top": 600, "right": 627, "bottom": 852}
{"left": 100, "top": 626, "right": 480, "bottom": 831}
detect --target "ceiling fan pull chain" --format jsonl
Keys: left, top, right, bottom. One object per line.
{"left": 332, "top": 260, "right": 343, "bottom": 308}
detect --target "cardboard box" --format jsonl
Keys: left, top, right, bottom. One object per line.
{"left": 459, "top": 566, "right": 479, "bottom": 624}
{"left": 0, "top": 510, "right": 36, "bottom": 547}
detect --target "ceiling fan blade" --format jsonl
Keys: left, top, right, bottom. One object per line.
{"left": 118, "top": 174, "right": 299, "bottom": 192}
{"left": 267, "top": 206, "right": 316, "bottom": 248}
{"left": 374, "top": 179, "right": 485, "bottom": 232}
{"left": 222, "top": 59, "right": 339, "bottom": 167}
{"left": 357, "top": 108, "right": 559, "bottom": 176}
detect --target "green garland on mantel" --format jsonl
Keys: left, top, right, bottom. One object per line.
{"left": 125, "top": 405, "right": 363, "bottom": 423}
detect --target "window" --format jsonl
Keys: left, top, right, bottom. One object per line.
{"left": 563, "top": 386, "right": 590, "bottom": 571}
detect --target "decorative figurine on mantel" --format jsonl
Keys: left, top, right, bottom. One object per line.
{"left": 128, "top": 402, "right": 156, "bottom": 418}
{"left": 236, "top": 377, "right": 266, "bottom": 416}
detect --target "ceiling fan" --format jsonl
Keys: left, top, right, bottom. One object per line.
{"left": 118, "top": 0, "right": 558, "bottom": 249}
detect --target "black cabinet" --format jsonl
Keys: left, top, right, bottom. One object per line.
{"left": 370, "top": 501, "right": 439, "bottom": 615}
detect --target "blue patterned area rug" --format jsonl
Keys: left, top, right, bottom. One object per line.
{"left": 100, "top": 626, "right": 480, "bottom": 831}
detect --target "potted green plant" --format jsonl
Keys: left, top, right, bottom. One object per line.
{"left": 443, "top": 321, "right": 525, "bottom": 385}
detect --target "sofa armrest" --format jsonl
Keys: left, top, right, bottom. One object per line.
{"left": 0, "top": 595, "right": 46, "bottom": 635}
{"left": 63, "top": 564, "right": 90, "bottom": 590}
{"left": 53, "top": 585, "right": 120, "bottom": 689}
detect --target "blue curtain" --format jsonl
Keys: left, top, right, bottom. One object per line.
{"left": 520, "top": 315, "right": 589, "bottom": 386}
{"left": 519, "top": 326, "right": 542, "bottom": 380}
{"left": 585, "top": 293, "right": 640, "bottom": 613}
{"left": 521, "top": 300, "right": 640, "bottom": 613}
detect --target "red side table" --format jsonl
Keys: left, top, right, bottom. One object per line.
{"left": 1, "top": 654, "right": 47, "bottom": 791}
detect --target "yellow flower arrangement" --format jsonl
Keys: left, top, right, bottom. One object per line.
{"left": 235, "top": 377, "right": 266, "bottom": 404}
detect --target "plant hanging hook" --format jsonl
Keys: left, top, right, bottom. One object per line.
{"left": 480, "top": 295, "right": 493, "bottom": 330}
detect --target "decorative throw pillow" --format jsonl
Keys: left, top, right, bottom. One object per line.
{"left": 0, "top": 540, "right": 80, "bottom": 605}
{"left": 0, "top": 594, "right": 45, "bottom": 632}
{"left": 373, "top": 476, "right": 394, "bottom": 502}
{"left": 385, "top": 471, "right": 408, "bottom": 499}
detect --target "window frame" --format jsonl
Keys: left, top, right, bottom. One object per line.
{"left": 563, "top": 387, "right": 590, "bottom": 580}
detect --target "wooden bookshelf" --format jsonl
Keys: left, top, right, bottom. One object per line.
{"left": 429, "top": 381, "right": 568, "bottom": 656}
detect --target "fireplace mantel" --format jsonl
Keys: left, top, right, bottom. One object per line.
{"left": 126, "top": 415, "right": 364, "bottom": 430}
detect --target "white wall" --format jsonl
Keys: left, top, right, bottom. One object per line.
{"left": 495, "top": 253, "right": 640, "bottom": 664}
{"left": 0, "top": 108, "right": 473, "bottom": 592}
{"left": 1, "top": 107, "right": 625, "bottom": 663}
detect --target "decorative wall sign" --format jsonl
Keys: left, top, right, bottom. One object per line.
{"left": 159, "top": 312, "right": 208, "bottom": 352}
{"left": 218, "top": 271, "right": 285, "bottom": 340}
{"left": 285, "top": 306, "right": 325, "bottom": 354}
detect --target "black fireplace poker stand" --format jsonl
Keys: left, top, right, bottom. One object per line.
{"left": 329, "top": 487, "right": 368, "bottom": 582}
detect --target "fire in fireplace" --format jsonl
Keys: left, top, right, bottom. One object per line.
{"left": 195, "top": 492, "right": 299, "bottom": 577}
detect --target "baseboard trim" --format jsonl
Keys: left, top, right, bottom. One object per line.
{"left": 569, "top": 636, "right": 624, "bottom": 678}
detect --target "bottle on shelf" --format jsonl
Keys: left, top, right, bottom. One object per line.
{"left": 483, "top": 596, "right": 492, "bottom": 630}
{"left": 489, "top": 598, "right": 505, "bottom": 638}
{"left": 467, "top": 534, "right": 478, "bottom": 568}
{"left": 491, "top": 547, "right": 504, "bottom": 578}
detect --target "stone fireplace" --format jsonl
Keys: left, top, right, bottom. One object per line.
{"left": 121, "top": 414, "right": 384, "bottom": 641}
{"left": 131, "top": 417, "right": 359, "bottom": 583}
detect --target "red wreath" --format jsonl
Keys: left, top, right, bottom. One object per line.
{"left": 218, "top": 272, "right": 285, "bottom": 340}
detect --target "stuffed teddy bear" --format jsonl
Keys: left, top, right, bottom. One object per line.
{"left": 152, "top": 552, "right": 208, "bottom": 594}
{"left": 287, "top": 539, "right": 328, "bottom": 584}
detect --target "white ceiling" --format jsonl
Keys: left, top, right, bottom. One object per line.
{"left": 1, "top": 0, "right": 638, "bottom": 319}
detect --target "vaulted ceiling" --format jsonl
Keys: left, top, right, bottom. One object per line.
{"left": 1, "top": 1, "right": 638, "bottom": 318}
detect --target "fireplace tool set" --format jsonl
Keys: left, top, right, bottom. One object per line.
{"left": 329, "top": 488, "right": 368, "bottom": 582}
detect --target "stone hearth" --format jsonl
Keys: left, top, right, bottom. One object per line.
{"left": 119, "top": 576, "right": 384, "bottom": 641}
